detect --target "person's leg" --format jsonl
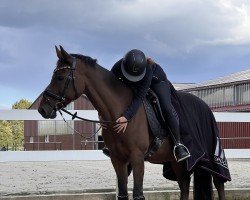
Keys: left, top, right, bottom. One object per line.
{"left": 151, "top": 81, "right": 190, "bottom": 162}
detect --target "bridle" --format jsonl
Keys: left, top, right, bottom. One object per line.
{"left": 42, "top": 56, "right": 129, "bottom": 125}
{"left": 43, "top": 57, "right": 78, "bottom": 110}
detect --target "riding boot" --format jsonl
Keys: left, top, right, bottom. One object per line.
{"left": 102, "top": 146, "right": 110, "bottom": 157}
{"left": 168, "top": 127, "right": 191, "bottom": 162}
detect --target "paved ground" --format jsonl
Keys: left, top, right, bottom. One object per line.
{"left": 0, "top": 159, "right": 249, "bottom": 196}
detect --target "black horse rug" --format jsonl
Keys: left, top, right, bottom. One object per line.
{"left": 145, "top": 83, "right": 231, "bottom": 182}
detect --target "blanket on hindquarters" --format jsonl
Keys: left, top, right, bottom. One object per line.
{"left": 162, "top": 83, "right": 231, "bottom": 182}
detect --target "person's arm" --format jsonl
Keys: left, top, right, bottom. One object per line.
{"left": 123, "top": 65, "right": 153, "bottom": 120}
{"left": 114, "top": 66, "right": 152, "bottom": 133}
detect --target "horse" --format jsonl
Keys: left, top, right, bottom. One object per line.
{"left": 38, "top": 45, "right": 228, "bottom": 200}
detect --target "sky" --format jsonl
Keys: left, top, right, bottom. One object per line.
{"left": 0, "top": 0, "right": 250, "bottom": 108}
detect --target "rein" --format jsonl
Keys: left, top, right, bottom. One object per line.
{"left": 60, "top": 108, "right": 129, "bottom": 124}
{"left": 58, "top": 109, "right": 101, "bottom": 139}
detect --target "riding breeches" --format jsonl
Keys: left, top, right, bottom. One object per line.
{"left": 150, "top": 80, "right": 181, "bottom": 143}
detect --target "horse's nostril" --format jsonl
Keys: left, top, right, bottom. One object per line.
{"left": 38, "top": 104, "right": 57, "bottom": 119}
{"left": 38, "top": 105, "right": 51, "bottom": 118}
{"left": 41, "top": 108, "right": 46, "bottom": 116}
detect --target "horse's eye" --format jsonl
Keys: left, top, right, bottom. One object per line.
{"left": 56, "top": 76, "right": 64, "bottom": 81}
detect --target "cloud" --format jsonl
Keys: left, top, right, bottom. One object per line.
{"left": 0, "top": 0, "right": 250, "bottom": 106}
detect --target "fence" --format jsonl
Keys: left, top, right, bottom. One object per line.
{"left": 1, "top": 109, "right": 249, "bottom": 122}
{"left": 0, "top": 109, "right": 250, "bottom": 159}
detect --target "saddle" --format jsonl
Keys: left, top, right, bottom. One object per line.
{"left": 143, "top": 89, "right": 168, "bottom": 160}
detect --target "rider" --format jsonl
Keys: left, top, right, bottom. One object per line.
{"left": 103, "top": 49, "right": 190, "bottom": 162}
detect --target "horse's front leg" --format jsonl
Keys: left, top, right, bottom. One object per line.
{"left": 111, "top": 157, "right": 129, "bottom": 200}
{"left": 130, "top": 153, "right": 145, "bottom": 200}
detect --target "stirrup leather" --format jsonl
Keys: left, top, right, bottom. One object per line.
{"left": 173, "top": 143, "right": 190, "bottom": 162}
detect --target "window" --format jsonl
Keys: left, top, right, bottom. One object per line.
{"left": 237, "top": 83, "right": 250, "bottom": 105}
{"left": 38, "top": 102, "right": 74, "bottom": 136}
{"left": 224, "top": 86, "right": 234, "bottom": 106}
{"left": 45, "top": 135, "right": 49, "bottom": 143}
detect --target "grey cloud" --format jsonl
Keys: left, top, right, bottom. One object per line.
{"left": 0, "top": 0, "right": 250, "bottom": 106}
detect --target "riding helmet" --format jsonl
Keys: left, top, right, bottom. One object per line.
{"left": 121, "top": 49, "right": 147, "bottom": 82}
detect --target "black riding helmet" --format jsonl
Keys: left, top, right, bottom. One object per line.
{"left": 121, "top": 49, "right": 147, "bottom": 82}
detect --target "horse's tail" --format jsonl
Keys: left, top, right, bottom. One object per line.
{"left": 193, "top": 167, "right": 213, "bottom": 200}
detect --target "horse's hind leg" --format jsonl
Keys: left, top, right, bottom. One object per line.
{"left": 213, "top": 176, "right": 225, "bottom": 200}
{"left": 171, "top": 162, "right": 191, "bottom": 200}
{"left": 178, "top": 177, "right": 191, "bottom": 200}
{"left": 193, "top": 168, "right": 213, "bottom": 200}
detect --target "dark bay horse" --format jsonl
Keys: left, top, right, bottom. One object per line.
{"left": 38, "top": 46, "right": 226, "bottom": 200}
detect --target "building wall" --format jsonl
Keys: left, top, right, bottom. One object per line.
{"left": 184, "top": 81, "right": 250, "bottom": 149}
{"left": 187, "top": 82, "right": 250, "bottom": 109}
{"left": 74, "top": 95, "right": 95, "bottom": 110}
{"left": 218, "top": 122, "right": 250, "bottom": 149}
{"left": 24, "top": 95, "right": 102, "bottom": 151}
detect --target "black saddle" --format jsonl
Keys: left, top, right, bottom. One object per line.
{"left": 143, "top": 89, "right": 168, "bottom": 160}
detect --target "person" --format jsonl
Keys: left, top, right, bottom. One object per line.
{"left": 103, "top": 49, "right": 190, "bottom": 162}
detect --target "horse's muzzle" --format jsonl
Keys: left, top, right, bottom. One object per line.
{"left": 38, "top": 104, "right": 57, "bottom": 119}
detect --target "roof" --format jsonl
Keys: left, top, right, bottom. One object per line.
{"left": 172, "top": 83, "right": 195, "bottom": 90}
{"left": 184, "top": 69, "right": 250, "bottom": 90}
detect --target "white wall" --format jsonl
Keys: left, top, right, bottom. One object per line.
{"left": 0, "top": 150, "right": 109, "bottom": 162}
{"left": 0, "top": 110, "right": 249, "bottom": 162}
{"left": 0, "top": 110, "right": 98, "bottom": 120}
{"left": 0, "top": 149, "right": 249, "bottom": 163}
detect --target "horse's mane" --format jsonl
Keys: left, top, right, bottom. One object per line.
{"left": 69, "top": 53, "right": 130, "bottom": 94}
{"left": 70, "top": 54, "right": 97, "bottom": 67}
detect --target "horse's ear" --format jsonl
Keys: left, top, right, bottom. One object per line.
{"left": 55, "top": 46, "right": 63, "bottom": 60}
{"left": 59, "top": 45, "right": 72, "bottom": 64}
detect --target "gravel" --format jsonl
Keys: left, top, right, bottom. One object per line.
{"left": 0, "top": 159, "right": 249, "bottom": 196}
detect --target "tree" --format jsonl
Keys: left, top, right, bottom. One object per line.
{"left": 12, "top": 99, "right": 32, "bottom": 109}
{"left": 10, "top": 99, "right": 32, "bottom": 150}
{"left": 0, "top": 121, "right": 12, "bottom": 148}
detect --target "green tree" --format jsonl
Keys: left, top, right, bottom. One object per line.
{"left": 12, "top": 99, "right": 32, "bottom": 109}
{"left": 10, "top": 99, "right": 32, "bottom": 150}
{"left": 0, "top": 121, "right": 12, "bottom": 149}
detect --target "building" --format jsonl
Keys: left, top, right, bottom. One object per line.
{"left": 24, "top": 70, "right": 250, "bottom": 150}
{"left": 182, "top": 69, "right": 250, "bottom": 148}
{"left": 24, "top": 95, "right": 104, "bottom": 151}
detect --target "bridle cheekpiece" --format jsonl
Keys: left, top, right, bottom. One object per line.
{"left": 43, "top": 57, "right": 78, "bottom": 110}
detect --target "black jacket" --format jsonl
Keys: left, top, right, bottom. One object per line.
{"left": 111, "top": 59, "right": 167, "bottom": 120}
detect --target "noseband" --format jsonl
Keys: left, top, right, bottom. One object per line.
{"left": 43, "top": 57, "right": 78, "bottom": 110}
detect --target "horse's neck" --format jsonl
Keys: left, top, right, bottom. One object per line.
{"left": 84, "top": 64, "right": 132, "bottom": 121}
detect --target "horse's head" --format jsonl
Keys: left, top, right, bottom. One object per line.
{"left": 38, "top": 46, "right": 85, "bottom": 119}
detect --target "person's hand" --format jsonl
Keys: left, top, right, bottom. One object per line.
{"left": 99, "top": 122, "right": 107, "bottom": 129}
{"left": 99, "top": 115, "right": 107, "bottom": 129}
{"left": 113, "top": 116, "right": 128, "bottom": 133}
